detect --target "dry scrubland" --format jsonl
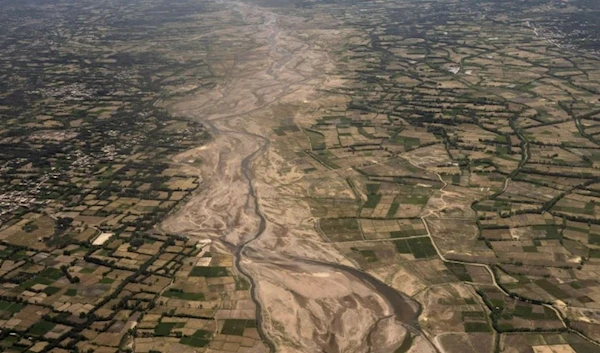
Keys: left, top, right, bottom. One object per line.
{"left": 2, "top": 0, "right": 600, "bottom": 352}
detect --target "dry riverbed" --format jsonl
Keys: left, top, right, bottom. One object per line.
{"left": 159, "top": 2, "right": 434, "bottom": 352}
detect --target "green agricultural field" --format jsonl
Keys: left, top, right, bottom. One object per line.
{"left": 180, "top": 330, "right": 212, "bottom": 347}
{"left": 464, "top": 322, "right": 492, "bottom": 333}
{"left": 364, "top": 194, "right": 382, "bottom": 209}
{"left": 28, "top": 321, "right": 56, "bottom": 336}
{"left": 189, "top": 266, "right": 229, "bottom": 277}
{"left": 221, "top": 319, "right": 257, "bottom": 336}
{"left": 394, "top": 237, "right": 437, "bottom": 258}
{"left": 154, "top": 322, "right": 185, "bottom": 336}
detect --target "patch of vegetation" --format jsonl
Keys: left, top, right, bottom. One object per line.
{"left": 189, "top": 266, "right": 229, "bottom": 277}
{"left": 390, "top": 229, "right": 424, "bottom": 238}
{"left": 220, "top": 319, "right": 256, "bottom": 336}
{"left": 0, "top": 301, "right": 23, "bottom": 314}
{"left": 235, "top": 276, "right": 251, "bottom": 290}
{"left": 386, "top": 203, "right": 400, "bottom": 218}
{"left": 180, "top": 330, "right": 212, "bottom": 347}
{"left": 28, "top": 321, "right": 56, "bottom": 336}
{"left": 43, "top": 286, "right": 61, "bottom": 295}
{"left": 463, "top": 322, "right": 492, "bottom": 332}
{"left": 154, "top": 322, "right": 184, "bottom": 336}
{"left": 163, "top": 288, "right": 205, "bottom": 301}
{"left": 366, "top": 183, "right": 380, "bottom": 194}
{"left": 445, "top": 263, "right": 473, "bottom": 282}
{"left": 535, "top": 279, "right": 570, "bottom": 299}
{"left": 364, "top": 194, "right": 381, "bottom": 208}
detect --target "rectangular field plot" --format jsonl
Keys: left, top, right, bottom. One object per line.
{"left": 481, "top": 225, "right": 562, "bottom": 241}
{"left": 337, "top": 240, "right": 434, "bottom": 268}
{"left": 552, "top": 194, "right": 598, "bottom": 218}
{"left": 179, "top": 329, "right": 212, "bottom": 347}
{"left": 220, "top": 319, "right": 256, "bottom": 336}
{"left": 394, "top": 237, "right": 438, "bottom": 259}
{"left": 360, "top": 183, "right": 433, "bottom": 218}
{"left": 563, "top": 220, "right": 600, "bottom": 248}
{"left": 307, "top": 199, "right": 359, "bottom": 218}
{"left": 304, "top": 129, "right": 326, "bottom": 150}
{"left": 0, "top": 301, "right": 23, "bottom": 319}
{"left": 154, "top": 322, "right": 184, "bottom": 336}
{"left": 360, "top": 218, "right": 426, "bottom": 240}
{"left": 189, "top": 266, "right": 229, "bottom": 277}
{"left": 445, "top": 263, "right": 474, "bottom": 282}
{"left": 27, "top": 321, "right": 56, "bottom": 337}
{"left": 162, "top": 289, "right": 205, "bottom": 301}
{"left": 479, "top": 213, "right": 557, "bottom": 229}
{"left": 319, "top": 218, "right": 362, "bottom": 242}
{"left": 496, "top": 274, "right": 600, "bottom": 306}
{"left": 326, "top": 147, "right": 391, "bottom": 169}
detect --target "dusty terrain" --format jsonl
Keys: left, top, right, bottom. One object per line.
{"left": 159, "top": 1, "right": 432, "bottom": 352}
